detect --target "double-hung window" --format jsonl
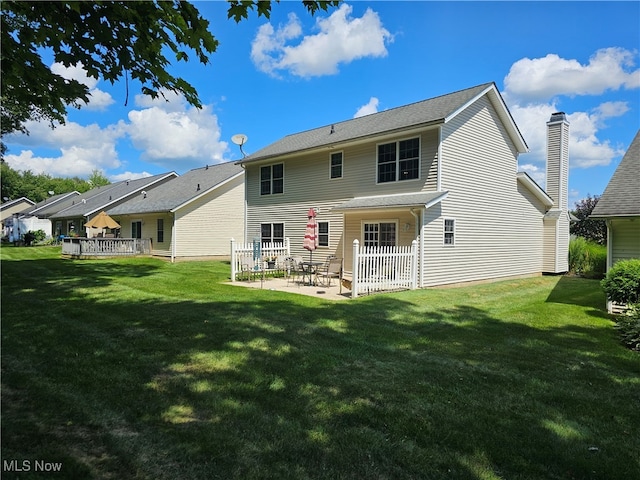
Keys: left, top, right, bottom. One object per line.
{"left": 377, "top": 137, "right": 420, "bottom": 183}
{"left": 318, "top": 221, "right": 329, "bottom": 247}
{"left": 260, "top": 164, "right": 284, "bottom": 195}
{"left": 261, "top": 223, "right": 284, "bottom": 244}
{"left": 363, "top": 222, "right": 396, "bottom": 247}
{"left": 157, "top": 219, "right": 164, "bottom": 243}
{"left": 444, "top": 218, "right": 455, "bottom": 245}
{"left": 330, "top": 152, "right": 343, "bottom": 179}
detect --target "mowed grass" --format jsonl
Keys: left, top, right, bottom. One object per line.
{"left": 1, "top": 246, "right": 638, "bottom": 479}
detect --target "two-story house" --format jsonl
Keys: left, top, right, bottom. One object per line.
{"left": 238, "top": 82, "right": 569, "bottom": 289}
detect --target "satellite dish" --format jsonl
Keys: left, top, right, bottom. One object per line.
{"left": 231, "top": 133, "right": 248, "bottom": 146}
{"left": 48, "top": 191, "right": 55, "bottom": 196}
{"left": 231, "top": 133, "right": 248, "bottom": 158}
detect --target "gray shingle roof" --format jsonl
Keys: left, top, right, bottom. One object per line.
{"left": 50, "top": 172, "right": 176, "bottom": 219}
{"left": 107, "top": 162, "right": 244, "bottom": 215}
{"left": 239, "top": 82, "right": 525, "bottom": 163}
{"left": 20, "top": 192, "right": 79, "bottom": 217}
{"left": 591, "top": 130, "right": 640, "bottom": 217}
{"left": 333, "top": 191, "right": 448, "bottom": 212}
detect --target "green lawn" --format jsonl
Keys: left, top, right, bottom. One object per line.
{"left": 2, "top": 246, "right": 638, "bottom": 479}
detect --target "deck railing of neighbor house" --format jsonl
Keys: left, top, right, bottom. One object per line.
{"left": 351, "top": 239, "right": 418, "bottom": 298}
{"left": 230, "top": 238, "right": 291, "bottom": 281}
{"left": 62, "top": 237, "right": 152, "bottom": 257}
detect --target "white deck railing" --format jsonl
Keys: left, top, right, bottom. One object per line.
{"left": 351, "top": 239, "right": 418, "bottom": 298}
{"left": 230, "top": 238, "right": 290, "bottom": 281}
{"left": 62, "top": 237, "right": 151, "bottom": 257}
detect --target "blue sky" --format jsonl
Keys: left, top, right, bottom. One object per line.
{"left": 4, "top": 1, "right": 639, "bottom": 207}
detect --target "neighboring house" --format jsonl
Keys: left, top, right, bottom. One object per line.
{"left": 1, "top": 197, "right": 35, "bottom": 239}
{"left": 590, "top": 130, "right": 640, "bottom": 271}
{"left": 107, "top": 162, "right": 244, "bottom": 261}
{"left": 13, "top": 191, "right": 81, "bottom": 239}
{"left": 238, "top": 82, "right": 570, "bottom": 288}
{"left": 49, "top": 172, "right": 177, "bottom": 237}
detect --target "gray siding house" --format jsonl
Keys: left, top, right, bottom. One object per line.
{"left": 49, "top": 172, "right": 177, "bottom": 236}
{"left": 107, "top": 162, "right": 244, "bottom": 261}
{"left": 238, "top": 82, "right": 570, "bottom": 288}
{"left": 591, "top": 130, "right": 640, "bottom": 269}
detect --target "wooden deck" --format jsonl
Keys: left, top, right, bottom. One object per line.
{"left": 61, "top": 237, "right": 151, "bottom": 258}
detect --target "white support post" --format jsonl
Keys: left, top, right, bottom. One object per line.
{"left": 230, "top": 238, "right": 237, "bottom": 282}
{"left": 410, "top": 239, "right": 418, "bottom": 290}
{"left": 352, "top": 239, "right": 360, "bottom": 298}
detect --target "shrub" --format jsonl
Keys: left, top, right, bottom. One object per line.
{"left": 569, "top": 237, "right": 607, "bottom": 278}
{"left": 601, "top": 259, "right": 640, "bottom": 305}
{"left": 614, "top": 305, "right": 640, "bottom": 351}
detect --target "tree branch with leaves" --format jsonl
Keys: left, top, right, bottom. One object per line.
{"left": 1, "top": 0, "right": 339, "bottom": 149}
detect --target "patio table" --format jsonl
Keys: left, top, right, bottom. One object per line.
{"left": 301, "top": 261, "right": 323, "bottom": 286}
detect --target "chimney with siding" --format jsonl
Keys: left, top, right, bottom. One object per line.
{"left": 543, "top": 112, "right": 570, "bottom": 273}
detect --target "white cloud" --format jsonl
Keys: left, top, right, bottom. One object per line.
{"left": 251, "top": 3, "right": 392, "bottom": 78}
{"left": 51, "top": 62, "right": 115, "bottom": 110}
{"left": 504, "top": 47, "right": 640, "bottom": 101}
{"left": 110, "top": 171, "right": 153, "bottom": 182}
{"left": 4, "top": 120, "right": 123, "bottom": 177}
{"left": 5, "top": 89, "right": 229, "bottom": 178}
{"left": 505, "top": 47, "right": 638, "bottom": 175}
{"left": 125, "top": 94, "right": 228, "bottom": 169}
{"left": 354, "top": 97, "right": 379, "bottom": 118}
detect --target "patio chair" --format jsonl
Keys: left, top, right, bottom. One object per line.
{"left": 286, "top": 256, "right": 305, "bottom": 286}
{"left": 317, "top": 257, "right": 343, "bottom": 291}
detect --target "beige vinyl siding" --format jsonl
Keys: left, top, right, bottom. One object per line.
{"left": 610, "top": 218, "right": 640, "bottom": 265}
{"left": 245, "top": 129, "right": 439, "bottom": 261}
{"left": 542, "top": 220, "right": 557, "bottom": 272}
{"left": 173, "top": 176, "right": 245, "bottom": 257}
{"left": 422, "top": 96, "right": 544, "bottom": 287}
{"left": 546, "top": 121, "right": 569, "bottom": 210}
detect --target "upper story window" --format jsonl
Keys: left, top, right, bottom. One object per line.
{"left": 377, "top": 137, "right": 420, "bottom": 183}
{"left": 260, "top": 164, "right": 284, "bottom": 195}
{"left": 330, "top": 152, "right": 343, "bottom": 179}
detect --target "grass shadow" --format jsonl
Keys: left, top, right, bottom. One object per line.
{"left": 2, "top": 252, "right": 639, "bottom": 479}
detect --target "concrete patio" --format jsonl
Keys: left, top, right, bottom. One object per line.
{"left": 229, "top": 275, "right": 352, "bottom": 301}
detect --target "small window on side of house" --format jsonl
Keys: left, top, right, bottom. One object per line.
{"left": 318, "top": 221, "right": 329, "bottom": 247}
{"left": 444, "top": 218, "right": 455, "bottom": 245}
{"left": 330, "top": 152, "right": 343, "bottom": 179}
{"left": 157, "top": 218, "right": 164, "bottom": 243}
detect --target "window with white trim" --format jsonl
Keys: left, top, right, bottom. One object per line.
{"left": 330, "top": 152, "right": 343, "bottom": 179}
{"left": 377, "top": 137, "right": 420, "bottom": 183}
{"left": 363, "top": 222, "right": 396, "bottom": 247}
{"left": 444, "top": 218, "right": 455, "bottom": 245}
{"left": 157, "top": 218, "right": 164, "bottom": 243}
{"left": 261, "top": 223, "right": 284, "bottom": 243}
{"left": 260, "top": 164, "right": 284, "bottom": 195}
{"left": 318, "top": 221, "right": 329, "bottom": 247}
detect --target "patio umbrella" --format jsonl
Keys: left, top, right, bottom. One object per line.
{"left": 85, "top": 211, "right": 121, "bottom": 229}
{"left": 303, "top": 207, "right": 317, "bottom": 263}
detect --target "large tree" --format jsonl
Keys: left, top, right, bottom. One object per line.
{"left": 571, "top": 194, "right": 607, "bottom": 245}
{"left": 1, "top": 0, "right": 339, "bottom": 142}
